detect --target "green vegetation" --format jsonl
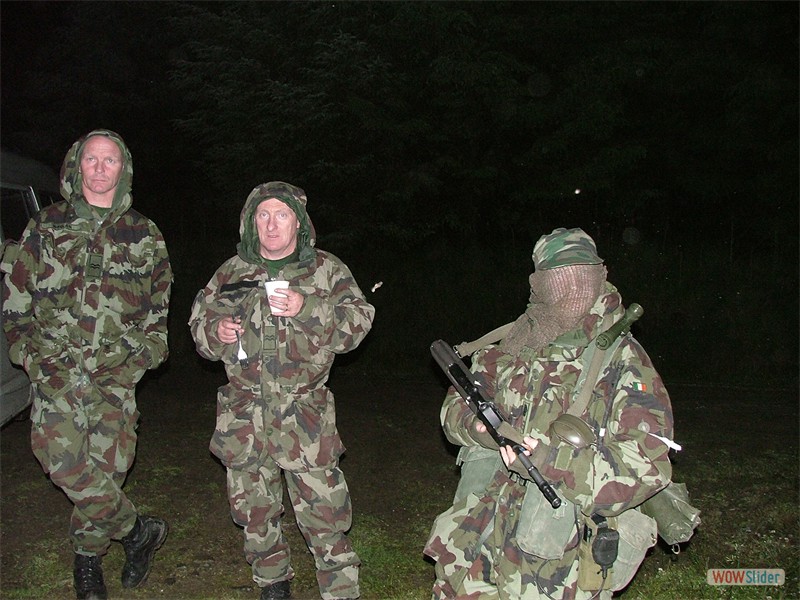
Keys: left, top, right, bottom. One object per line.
{"left": 622, "top": 448, "right": 798, "bottom": 600}
{"left": 353, "top": 447, "right": 796, "bottom": 600}
{"left": 1, "top": 538, "right": 70, "bottom": 600}
{"left": 352, "top": 515, "right": 430, "bottom": 599}
{"left": 1, "top": 407, "right": 797, "bottom": 599}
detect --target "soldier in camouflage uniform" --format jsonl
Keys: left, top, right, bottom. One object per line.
{"left": 1, "top": 130, "right": 172, "bottom": 600}
{"left": 188, "top": 182, "right": 374, "bottom": 600}
{"left": 424, "top": 228, "right": 674, "bottom": 599}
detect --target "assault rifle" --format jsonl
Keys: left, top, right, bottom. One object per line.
{"left": 431, "top": 340, "right": 561, "bottom": 508}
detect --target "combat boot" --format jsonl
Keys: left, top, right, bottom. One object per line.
{"left": 260, "top": 580, "right": 291, "bottom": 599}
{"left": 120, "top": 514, "right": 169, "bottom": 588}
{"left": 73, "top": 553, "right": 108, "bottom": 600}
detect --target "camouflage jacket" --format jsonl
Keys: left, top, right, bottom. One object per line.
{"left": 188, "top": 183, "right": 375, "bottom": 472}
{"left": 441, "top": 284, "right": 674, "bottom": 517}
{"left": 1, "top": 130, "right": 172, "bottom": 408}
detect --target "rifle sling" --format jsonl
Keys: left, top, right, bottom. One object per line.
{"left": 567, "top": 336, "right": 619, "bottom": 418}
{"left": 454, "top": 322, "right": 513, "bottom": 357}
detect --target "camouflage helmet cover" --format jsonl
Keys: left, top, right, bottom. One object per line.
{"left": 532, "top": 227, "right": 603, "bottom": 270}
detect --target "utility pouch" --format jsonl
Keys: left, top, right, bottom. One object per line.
{"left": 610, "top": 508, "right": 658, "bottom": 591}
{"left": 453, "top": 445, "right": 503, "bottom": 504}
{"left": 577, "top": 515, "right": 617, "bottom": 592}
{"left": 516, "top": 485, "right": 576, "bottom": 559}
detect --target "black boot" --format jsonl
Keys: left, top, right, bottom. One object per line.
{"left": 73, "top": 554, "right": 108, "bottom": 600}
{"left": 120, "top": 515, "right": 169, "bottom": 588}
{"left": 260, "top": 580, "right": 291, "bottom": 599}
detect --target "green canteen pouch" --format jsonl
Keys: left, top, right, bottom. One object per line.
{"left": 639, "top": 481, "right": 701, "bottom": 547}
{"left": 549, "top": 414, "right": 597, "bottom": 449}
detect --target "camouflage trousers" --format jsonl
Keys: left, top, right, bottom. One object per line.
{"left": 425, "top": 482, "right": 612, "bottom": 600}
{"left": 29, "top": 385, "right": 139, "bottom": 555}
{"left": 227, "top": 455, "right": 360, "bottom": 600}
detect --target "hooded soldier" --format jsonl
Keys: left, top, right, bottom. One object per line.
{"left": 1, "top": 129, "right": 173, "bottom": 600}
{"left": 189, "top": 182, "right": 374, "bottom": 600}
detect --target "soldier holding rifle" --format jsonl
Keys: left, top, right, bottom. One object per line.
{"left": 425, "top": 228, "right": 676, "bottom": 600}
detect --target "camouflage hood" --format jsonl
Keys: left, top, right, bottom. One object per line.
{"left": 236, "top": 181, "right": 316, "bottom": 265}
{"left": 60, "top": 129, "right": 133, "bottom": 221}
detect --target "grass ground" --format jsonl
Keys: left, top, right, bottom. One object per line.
{"left": 1, "top": 368, "right": 797, "bottom": 599}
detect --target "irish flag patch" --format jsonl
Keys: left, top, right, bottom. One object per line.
{"left": 632, "top": 382, "right": 648, "bottom": 392}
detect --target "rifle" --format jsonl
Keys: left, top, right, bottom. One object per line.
{"left": 431, "top": 339, "right": 561, "bottom": 508}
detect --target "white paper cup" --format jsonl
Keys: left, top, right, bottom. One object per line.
{"left": 265, "top": 280, "right": 289, "bottom": 313}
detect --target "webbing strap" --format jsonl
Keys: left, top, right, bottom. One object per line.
{"left": 568, "top": 341, "right": 604, "bottom": 418}
{"left": 454, "top": 322, "right": 513, "bottom": 357}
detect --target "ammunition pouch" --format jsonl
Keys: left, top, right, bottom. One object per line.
{"left": 453, "top": 445, "right": 503, "bottom": 504}
{"left": 517, "top": 485, "right": 577, "bottom": 560}
{"left": 610, "top": 508, "right": 658, "bottom": 591}
{"left": 549, "top": 414, "right": 597, "bottom": 449}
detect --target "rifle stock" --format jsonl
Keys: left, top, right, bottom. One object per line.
{"left": 431, "top": 340, "right": 561, "bottom": 509}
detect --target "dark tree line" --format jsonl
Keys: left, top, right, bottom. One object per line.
{"left": 163, "top": 2, "right": 797, "bottom": 248}
{"left": 1, "top": 1, "right": 797, "bottom": 383}
{"left": 3, "top": 3, "right": 796, "bottom": 240}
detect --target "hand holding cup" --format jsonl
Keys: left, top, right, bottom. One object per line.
{"left": 265, "top": 280, "right": 290, "bottom": 315}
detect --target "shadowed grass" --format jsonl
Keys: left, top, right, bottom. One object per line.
{"left": 0, "top": 538, "right": 71, "bottom": 599}
{"left": 352, "top": 514, "right": 431, "bottom": 600}
{"left": 622, "top": 448, "right": 798, "bottom": 599}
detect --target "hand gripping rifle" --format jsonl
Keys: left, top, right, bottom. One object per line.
{"left": 431, "top": 340, "right": 561, "bottom": 509}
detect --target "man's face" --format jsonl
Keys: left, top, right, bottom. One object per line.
{"left": 255, "top": 198, "right": 300, "bottom": 260}
{"left": 80, "top": 136, "right": 124, "bottom": 201}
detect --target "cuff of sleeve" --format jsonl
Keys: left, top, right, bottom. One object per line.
{"left": 469, "top": 426, "right": 500, "bottom": 450}
{"left": 295, "top": 293, "right": 318, "bottom": 321}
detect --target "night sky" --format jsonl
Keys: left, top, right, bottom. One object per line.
{"left": 1, "top": 1, "right": 797, "bottom": 383}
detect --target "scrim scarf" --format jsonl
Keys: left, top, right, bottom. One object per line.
{"left": 501, "top": 264, "right": 607, "bottom": 357}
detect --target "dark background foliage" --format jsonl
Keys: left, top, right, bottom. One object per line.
{"left": 1, "top": 1, "right": 797, "bottom": 387}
